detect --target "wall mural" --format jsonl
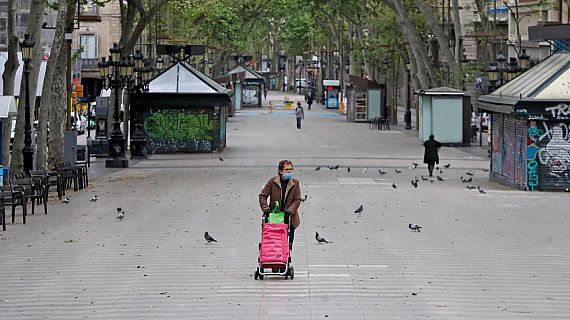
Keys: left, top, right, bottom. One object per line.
{"left": 143, "top": 109, "right": 215, "bottom": 153}
{"left": 527, "top": 121, "right": 570, "bottom": 190}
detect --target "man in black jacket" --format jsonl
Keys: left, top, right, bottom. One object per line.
{"left": 423, "top": 134, "right": 442, "bottom": 177}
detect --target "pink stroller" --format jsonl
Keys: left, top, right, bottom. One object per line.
{"left": 254, "top": 212, "right": 294, "bottom": 280}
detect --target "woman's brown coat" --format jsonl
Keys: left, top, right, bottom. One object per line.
{"left": 259, "top": 176, "right": 301, "bottom": 228}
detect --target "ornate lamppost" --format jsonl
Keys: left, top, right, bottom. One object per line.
{"left": 103, "top": 43, "right": 130, "bottom": 168}
{"left": 360, "top": 62, "right": 365, "bottom": 78}
{"left": 518, "top": 49, "right": 530, "bottom": 71}
{"left": 404, "top": 59, "right": 412, "bottom": 129}
{"left": 496, "top": 50, "right": 506, "bottom": 87}
{"left": 382, "top": 58, "right": 389, "bottom": 119}
{"left": 486, "top": 62, "right": 499, "bottom": 93}
{"left": 20, "top": 34, "right": 35, "bottom": 172}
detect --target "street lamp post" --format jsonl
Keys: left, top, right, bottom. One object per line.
{"left": 404, "top": 59, "right": 412, "bottom": 129}
{"left": 518, "top": 49, "right": 530, "bottom": 71}
{"left": 360, "top": 62, "right": 365, "bottom": 78}
{"left": 486, "top": 62, "right": 499, "bottom": 93}
{"left": 20, "top": 34, "right": 35, "bottom": 172}
{"left": 382, "top": 58, "right": 388, "bottom": 119}
{"left": 496, "top": 50, "right": 506, "bottom": 87}
{"left": 105, "top": 43, "right": 129, "bottom": 168}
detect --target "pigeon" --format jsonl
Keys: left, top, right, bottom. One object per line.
{"left": 443, "top": 164, "right": 451, "bottom": 169}
{"left": 204, "top": 232, "right": 217, "bottom": 243}
{"left": 218, "top": 156, "right": 224, "bottom": 161}
{"left": 392, "top": 182, "right": 397, "bottom": 189}
{"left": 439, "top": 170, "right": 443, "bottom": 174}
{"left": 482, "top": 168, "right": 490, "bottom": 172}
{"left": 412, "top": 163, "right": 418, "bottom": 168}
{"left": 116, "top": 211, "right": 125, "bottom": 220}
{"left": 329, "top": 165, "right": 334, "bottom": 170}
{"left": 460, "top": 176, "right": 469, "bottom": 183}
{"left": 411, "top": 180, "right": 418, "bottom": 188}
{"left": 354, "top": 205, "right": 364, "bottom": 214}
{"left": 429, "top": 179, "right": 435, "bottom": 183}
{"left": 117, "top": 207, "right": 123, "bottom": 213}
{"left": 409, "top": 223, "right": 422, "bottom": 232}
{"left": 315, "top": 232, "right": 331, "bottom": 243}
{"left": 477, "top": 186, "right": 486, "bottom": 194}
{"left": 437, "top": 176, "right": 445, "bottom": 181}
{"left": 395, "top": 169, "right": 402, "bottom": 174}
{"left": 300, "top": 194, "right": 308, "bottom": 202}
{"left": 466, "top": 185, "right": 477, "bottom": 190}
{"left": 362, "top": 168, "right": 368, "bottom": 174}
{"left": 347, "top": 166, "right": 351, "bottom": 173}
{"left": 315, "top": 166, "right": 321, "bottom": 171}
{"left": 90, "top": 195, "right": 98, "bottom": 202}
{"left": 436, "top": 166, "right": 440, "bottom": 170}
{"left": 61, "top": 197, "right": 70, "bottom": 204}
{"left": 333, "top": 165, "right": 339, "bottom": 170}
{"left": 378, "top": 169, "right": 386, "bottom": 175}
{"left": 465, "top": 171, "right": 475, "bottom": 176}
{"left": 421, "top": 175, "right": 429, "bottom": 181}
{"left": 467, "top": 177, "right": 472, "bottom": 183}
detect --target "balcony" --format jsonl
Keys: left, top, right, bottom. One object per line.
{"left": 472, "top": 8, "right": 509, "bottom": 24}
{"left": 79, "top": 4, "right": 101, "bottom": 22}
{"left": 80, "top": 58, "right": 100, "bottom": 71}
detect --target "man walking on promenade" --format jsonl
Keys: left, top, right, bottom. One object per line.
{"left": 295, "top": 102, "right": 305, "bottom": 132}
{"left": 423, "top": 134, "right": 442, "bottom": 177}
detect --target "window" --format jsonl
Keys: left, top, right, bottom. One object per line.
{"left": 80, "top": 34, "right": 97, "bottom": 59}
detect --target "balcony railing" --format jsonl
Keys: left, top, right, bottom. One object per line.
{"left": 80, "top": 58, "right": 100, "bottom": 70}
{"left": 473, "top": 8, "right": 509, "bottom": 23}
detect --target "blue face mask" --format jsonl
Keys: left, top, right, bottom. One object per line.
{"left": 282, "top": 172, "right": 293, "bottom": 180}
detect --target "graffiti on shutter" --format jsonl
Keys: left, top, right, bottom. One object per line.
{"left": 527, "top": 121, "right": 570, "bottom": 190}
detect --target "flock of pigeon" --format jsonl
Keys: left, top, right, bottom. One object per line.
{"left": 315, "top": 162, "right": 489, "bottom": 194}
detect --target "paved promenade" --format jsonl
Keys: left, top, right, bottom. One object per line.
{"left": 1, "top": 90, "right": 568, "bottom": 319}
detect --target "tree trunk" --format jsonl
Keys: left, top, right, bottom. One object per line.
{"left": 37, "top": 0, "right": 67, "bottom": 169}
{"left": 412, "top": 0, "right": 459, "bottom": 85}
{"left": 10, "top": 0, "right": 47, "bottom": 175}
{"left": 120, "top": 0, "right": 170, "bottom": 55}
{"left": 451, "top": 0, "right": 463, "bottom": 62}
{"left": 1, "top": 0, "right": 19, "bottom": 169}
{"left": 385, "top": 0, "right": 437, "bottom": 88}
{"left": 47, "top": 0, "right": 76, "bottom": 169}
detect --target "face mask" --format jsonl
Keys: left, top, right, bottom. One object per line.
{"left": 281, "top": 172, "right": 293, "bottom": 180}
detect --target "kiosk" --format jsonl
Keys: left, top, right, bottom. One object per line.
{"left": 323, "top": 80, "right": 340, "bottom": 109}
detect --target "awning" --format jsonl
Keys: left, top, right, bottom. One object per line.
{"left": 148, "top": 61, "right": 229, "bottom": 94}
{"left": 227, "top": 64, "right": 264, "bottom": 80}
{"left": 0, "top": 96, "right": 18, "bottom": 118}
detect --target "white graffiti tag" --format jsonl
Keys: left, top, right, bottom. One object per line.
{"left": 538, "top": 125, "right": 570, "bottom": 172}
{"left": 545, "top": 104, "right": 570, "bottom": 119}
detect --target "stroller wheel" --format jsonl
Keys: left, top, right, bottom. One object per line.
{"left": 254, "top": 269, "right": 259, "bottom": 280}
{"left": 290, "top": 266, "right": 294, "bottom": 280}
{"left": 259, "top": 274, "right": 264, "bottom": 280}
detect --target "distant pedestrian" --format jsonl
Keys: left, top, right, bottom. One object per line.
{"left": 307, "top": 95, "right": 313, "bottom": 111}
{"left": 263, "top": 87, "right": 267, "bottom": 100}
{"left": 423, "top": 134, "right": 442, "bottom": 177}
{"left": 471, "top": 111, "right": 478, "bottom": 142}
{"left": 295, "top": 102, "right": 304, "bottom": 131}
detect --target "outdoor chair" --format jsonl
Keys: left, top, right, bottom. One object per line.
{"left": 0, "top": 185, "right": 27, "bottom": 224}
{"left": 368, "top": 117, "right": 378, "bottom": 130}
{"left": 56, "top": 163, "right": 80, "bottom": 192}
{"left": 32, "top": 169, "right": 63, "bottom": 200}
{"left": 11, "top": 178, "right": 47, "bottom": 216}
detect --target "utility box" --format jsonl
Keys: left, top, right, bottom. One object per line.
{"left": 64, "top": 131, "right": 78, "bottom": 164}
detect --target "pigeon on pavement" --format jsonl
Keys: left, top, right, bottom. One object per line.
{"left": 315, "top": 232, "right": 331, "bottom": 243}
{"left": 300, "top": 194, "right": 308, "bottom": 202}
{"left": 466, "top": 171, "right": 475, "bottom": 176}
{"left": 347, "top": 166, "right": 351, "bottom": 173}
{"left": 477, "top": 186, "right": 487, "bottom": 194}
{"left": 412, "top": 163, "right": 418, "bottom": 168}
{"left": 362, "top": 168, "right": 368, "bottom": 174}
{"left": 392, "top": 182, "right": 398, "bottom": 189}
{"left": 411, "top": 180, "right": 418, "bottom": 188}
{"left": 218, "top": 157, "right": 224, "bottom": 161}
{"left": 90, "top": 195, "right": 98, "bottom": 202}
{"left": 409, "top": 223, "right": 422, "bottom": 232}
{"left": 466, "top": 185, "right": 477, "bottom": 190}
{"left": 379, "top": 169, "right": 386, "bottom": 175}
{"left": 354, "top": 205, "right": 364, "bottom": 214}
{"left": 437, "top": 176, "right": 445, "bottom": 181}
{"left": 204, "top": 232, "right": 217, "bottom": 243}
{"left": 444, "top": 164, "right": 451, "bottom": 168}
{"left": 315, "top": 166, "right": 321, "bottom": 171}
{"left": 395, "top": 168, "right": 402, "bottom": 174}
{"left": 116, "top": 211, "right": 125, "bottom": 220}
{"left": 61, "top": 197, "right": 70, "bottom": 204}
{"left": 421, "top": 176, "right": 429, "bottom": 181}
